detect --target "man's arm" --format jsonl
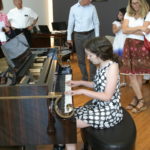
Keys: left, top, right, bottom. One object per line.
{"left": 93, "top": 6, "right": 100, "bottom": 37}
{"left": 67, "top": 7, "right": 75, "bottom": 45}
{"left": 32, "top": 17, "right": 38, "bottom": 27}
{"left": 27, "top": 8, "right": 38, "bottom": 30}
{"left": 28, "top": 17, "right": 38, "bottom": 30}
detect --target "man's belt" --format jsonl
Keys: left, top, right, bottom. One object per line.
{"left": 12, "top": 27, "right": 28, "bottom": 31}
{"left": 74, "top": 29, "right": 94, "bottom": 35}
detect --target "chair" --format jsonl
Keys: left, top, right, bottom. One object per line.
{"left": 81, "top": 107, "right": 136, "bottom": 150}
{"left": 51, "top": 21, "right": 75, "bottom": 61}
{"left": 51, "top": 21, "right": 67, "bottom": 46}
{"left": 52, "top": 21, "right": 67, "bottom": 31}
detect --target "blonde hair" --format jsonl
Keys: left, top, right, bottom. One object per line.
{"left": 127, "top": 0, "right": 149, "bottom": 18}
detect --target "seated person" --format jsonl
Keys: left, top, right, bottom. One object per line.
{"left": 64, "top": 37, "right": 123, "bottom": 150}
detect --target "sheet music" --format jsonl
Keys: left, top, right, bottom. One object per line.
{"left": 0, "top": 22, "right": 4, "bottom": 31}
{"left": 51, "top": 30, "right": 67, "bottom": 34}
{"left": 0, "top": 21, "right": 6, "bottom": 42}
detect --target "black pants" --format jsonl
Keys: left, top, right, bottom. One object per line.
{"left": 11, "top": 28, "right": 32, "bottom": 46}
{"left": 0, "top": 43, "right": 4, "bottom": 58}
{"left": 73, "top": 30, "right": 96, "bottom": 81}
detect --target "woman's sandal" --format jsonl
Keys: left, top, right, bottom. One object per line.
{"left": 126, "top": 96, "right": 138, "bottom": 110}
{"left": 132, "top": 98, "right": 147, "bottom": 113}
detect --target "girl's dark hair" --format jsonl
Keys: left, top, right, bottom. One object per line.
{"left": 84, "top": 37, "right": 122, "bottom": 67}
{"left": 116, "top": 7, "right": 126, "bottom": 22}
{"left": 119, "top": 7, "right": 126, "bottom": 16}
{"left": 0, "top": 0, "right": 3, "bottom": 10}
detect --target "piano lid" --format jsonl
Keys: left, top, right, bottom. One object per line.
{"left": 1, "top": 33, "right": 31, "bottom": 69}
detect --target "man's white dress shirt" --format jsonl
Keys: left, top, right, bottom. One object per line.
{"left": 7, "top": 7, "right": 38, "bottom": 29}
{"left": 67, "top": 2, "right": 100, "bottom": 41}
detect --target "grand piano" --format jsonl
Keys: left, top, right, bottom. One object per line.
{"left": 0, "top": 34, "right": 76, "bottom": 148}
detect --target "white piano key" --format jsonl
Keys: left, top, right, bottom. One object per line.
{"left": 64, "top": 74, "right": 73, "bottom": 113}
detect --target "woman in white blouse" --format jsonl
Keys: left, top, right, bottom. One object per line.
{"left": 121, "top": 0, "right": 150, "bottom": 113}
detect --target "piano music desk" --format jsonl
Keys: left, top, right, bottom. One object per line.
{"left": 31, "top": 33, "right": 51, "bottom": 48}
{"left": 31, "top": 32, "right": 67, "bottom": 50}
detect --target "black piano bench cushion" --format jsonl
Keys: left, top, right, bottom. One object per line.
{"left": 81, "top": 107, "right": 136, "bottom": 150}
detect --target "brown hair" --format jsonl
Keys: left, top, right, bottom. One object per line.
{"left": 127, "top": 0, "right": 149, "bottom": 18}
{"left": 0, "top": 0, "right": 3, "bottom": 10}
{"left": 84, "top": 37, "right": 122, "bottom": 67}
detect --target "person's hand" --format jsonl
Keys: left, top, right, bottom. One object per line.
{"left": 140, "top": 26, "right": 148, "bottom": 32}
{"left": 5, "top": 27, "right": 10, "bottom": 32}
{"left": 27, "top": 25, "right": 33, "bottom": 31}
{"left": 141, "top": 26, "right": 150, "bottom": 35}
{"left": 2, "top": 27, "right": 10, "bottom": 32}
{"left": 65, "top": 89, "right": 86, "bottom": 96}
{"left": 67, "top": 40, "right": 73, "bottom": 47}
{"left": 145, "top": 29, "right": 150, "bottom": 34}
{"left": 145, "top": 26, "right": 150, "bottom": 34}
{"left": 66, "top": 80, "right": 82, "bottom": 87}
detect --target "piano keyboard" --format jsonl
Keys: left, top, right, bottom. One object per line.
{"left": 55, "top": 74, "right": 73, "bottom": 114}
{"left": 64, "top": 74, "right": 73, "bottom": 113}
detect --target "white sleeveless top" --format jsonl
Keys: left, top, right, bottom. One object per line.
{"left": 124, "top": 13, "right": 144, "bottom": 41}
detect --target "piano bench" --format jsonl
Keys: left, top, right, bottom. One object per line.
{"left": 81, "top": 107, "right": 136, "bottom": 150}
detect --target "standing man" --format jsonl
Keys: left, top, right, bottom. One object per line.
{"left": 67, "top": 0, "right": 100, "bottom": 81}
{"left": 7, "top": 0, "right": 38, "bottom": 46}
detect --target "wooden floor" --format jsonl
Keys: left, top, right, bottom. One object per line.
{"left": 69, "top": 54, "right": 150, "bottom": 150}
{"left": 0, "top": 54, "right": 150, "bottom": 150}
{"left": 38, "top": 54, "right": 150, "bottom": 150}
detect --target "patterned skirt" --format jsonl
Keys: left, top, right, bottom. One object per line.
{"left": 74, "top": 99, "right": 123, "bottom": 129}
{"left": 120, "top": 38, "right": 150, "bottom": 75}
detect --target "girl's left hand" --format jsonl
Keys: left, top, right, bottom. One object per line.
{"left": 65, "top": 89, "right": 85, "bottom": 96}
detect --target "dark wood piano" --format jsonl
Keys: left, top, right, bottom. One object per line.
{"left": 0, "top": 34, "right": 76, "bottom": 148}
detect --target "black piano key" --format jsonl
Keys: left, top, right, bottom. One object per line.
{"left": 55, "top": 75, "right": 65, "bottom": 93}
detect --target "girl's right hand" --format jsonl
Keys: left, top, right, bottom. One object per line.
{"left": 66, "top": 80, "right": 81, "bottom": 87}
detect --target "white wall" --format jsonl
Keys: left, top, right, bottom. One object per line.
{"left": 3, "top": 0, "right": 49, "bottom": 26}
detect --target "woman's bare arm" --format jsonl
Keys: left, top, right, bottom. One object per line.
{"left": 112, "top": 24, "right": 121, "bottom": 34}
{"left": 122, "top": 19, "right": 143, "bottom": 35}
{"left": 66, "top": 63, "right": 119, "bottom": 101}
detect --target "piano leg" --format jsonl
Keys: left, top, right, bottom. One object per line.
{"left": 19, "top": 146, "right": 25, "bottom": 150}
{"left": 19, "top": 146, "right": 36, "bottom": 150}
{"left": 47, "top": 99, "right": 56, "bottom": 134}
{"left": 53, "top": 144, "right": 65, "bottom": 150}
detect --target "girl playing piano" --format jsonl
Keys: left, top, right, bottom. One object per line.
{"left": 65, "top": 37, "right": 123, "bottom": 150}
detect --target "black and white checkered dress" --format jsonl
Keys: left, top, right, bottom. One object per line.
{"left": 74, "top": 62, "right": 123, "bottom": 129}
